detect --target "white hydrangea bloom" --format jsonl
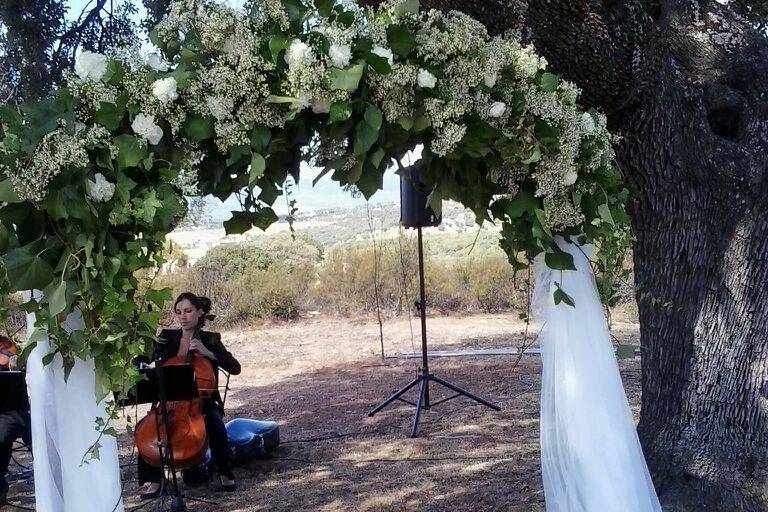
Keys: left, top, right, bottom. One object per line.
{"left": 152, "top": 77, "right": 178, "bottom": 103}
{"left": 483, "top": 70, "right": 498, "bottom": 88}
{"left": 417, "top": 69, "right": 437, "bottom": 88}
{"left": 74, "top": 51, "right": 108, "bottom": 81}
{"left": 311, "top": 97, "right": 331, "bottom": 114}
{"left": 580, "top": 112, "right": 596, "bottom": 134}
{"left": 563, "top": 169, "right": 578, "bottom": 186}
{"left": 516, "top": 45, "right": 547, "bottom": 79}
{"left": 295, "top": 90, "right": 313, "bottom": 110}
{"left": 372, "top": 45, "right": 394, "bottom": 65}
{"left": 146, "top": 53, "right": 171, "bottom": 72}
{"left": 206, "top": 95, "right": 234, "bottom": 121}
{"left": 328, "top": 44, "right": 352, "bottom": 68}
{"left": 489, "top": 101, "right": 506, "bottom": 118}
{"left": 87, "top": 173, "right": 116, "bottom": 202}
{"left": 285, "top": 39, "right": 314, "bottom": 70}
{"left": 132, "top": 113, "right": 164, "bottom": 145}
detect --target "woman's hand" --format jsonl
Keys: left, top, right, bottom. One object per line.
{"left": 190, "top": 339, "right": 217, "bottom": 361}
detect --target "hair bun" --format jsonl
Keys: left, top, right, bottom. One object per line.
{"left": 198, "top": 296, "right": 212, "bottom": 315}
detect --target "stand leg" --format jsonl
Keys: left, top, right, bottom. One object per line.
{"left": 430, "top": 374, "right": 500, "bottom": 411}
{"left": 410, "top": 378, "right": 427, "bottom": 438}
{"left": 368, "top": 377, "right": 421, "bottom": 417}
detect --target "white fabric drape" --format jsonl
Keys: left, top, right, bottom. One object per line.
{"left": 533, "top": 238, "right": 662, "bottom": 512}
{"left": 24, "top": 290, "right": 124, "bottom": 512}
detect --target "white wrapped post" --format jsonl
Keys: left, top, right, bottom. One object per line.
{"left": 533, "top": 239, "right": 662, "bottom": 512}
{"left": 24, "top": 290, "right": 124, "bottom": 512}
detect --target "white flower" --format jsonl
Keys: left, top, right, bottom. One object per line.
{"left": 146, "top": 53, "right": 170, "bottom": 72}
{"left": 132, "top": 113, "right": 164, "bottom": 145}
{"left": 371, "top": 45, "right": 394, "bottom": 65}
{"left": 483, "top": 70, "right": 498, "bottom": 88}
{"left": 285, "top": 39, "right": 314, "bottom": 70}
{"left": 563, "top": 169, "right": 578, "bottom": 186}
{"left": 417, "top": 69, "right": 437, "bottom": 89}
{"left": 74, "top": 51, "right": 108, "bottom": 81}
{"left": 295, "top": 91, "right": 313, "bottom": 110}
{"left": 87, "top": 173, "right": 116, "bottom": 202}
{"left": 311, "top": 97, "right": 331, "bottom": 114}
{"left": 580, "top": 112, "right": 596, "bottom": 134}
{"left": 152, "top": 77, "right": 178, "bottom": 103}
{"left": 206, "top": 95, "right": 234, "bottom": 121}
{"left": 489, "top": 101, "right": 507, "bottom": 118}
{"left": 328, "top": 44, "right": 352, "bottom": 68}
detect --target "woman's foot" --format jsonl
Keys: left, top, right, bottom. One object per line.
{"left": 138, "top": 482, "right": 161, "bottom": 500}
{"left": 218, "top": 474, "right": 236, "bottom": 492}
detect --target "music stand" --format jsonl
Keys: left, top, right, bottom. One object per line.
{"left": 119, "top": 363, "right": 214, "bottom": 512}
{"left": 0, "top": 372, "right": 28, "bottom": 412}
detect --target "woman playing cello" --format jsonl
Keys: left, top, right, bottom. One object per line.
{"left": 136, "top": 292, "right": 241, "bottom": 498}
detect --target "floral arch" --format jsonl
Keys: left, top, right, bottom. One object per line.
{"left": 0, "top": 0, "right": 626, "bottom": 441}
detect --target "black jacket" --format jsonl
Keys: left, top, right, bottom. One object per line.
{"left": 153, "top": 328, "right": 241, "bottom": 409}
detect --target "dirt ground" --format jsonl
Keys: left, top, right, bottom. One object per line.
{"left": 4, "top": 312, "right": 642, "bottom": 512}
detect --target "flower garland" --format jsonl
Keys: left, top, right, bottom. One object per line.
{"left": 0, "top": 0, "right": 629, "bottom": 406}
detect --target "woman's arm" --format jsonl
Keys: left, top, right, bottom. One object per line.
{"left": 207, "top": 333, "right": 241, "bottom": 375}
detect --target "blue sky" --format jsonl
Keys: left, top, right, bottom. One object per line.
{"left": 64, "top": 0, "right": 402, "bottom": 217}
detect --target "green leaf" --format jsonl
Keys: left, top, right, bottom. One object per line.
{"left": 93, "top": 100, "right": 125, "bottom": 131}
{"left": 184, "top": 114, "right": 214, "bottom": 142}
{"left": 370, "top": 148, "right": 386, "bottom": 169}
{"left": 507, "top": 190, "right": 537, "bottom": 218}
{"left": 393, "top": 0, "right": 419, "bottom": 16}
{"left": 598, "top": 203, "right": 615, "bottom": 226}
{"left": 3, "top": 242, "right": 54, "bottom": 290}
{"left": 48, "top": 280, "right": 68, "bottom": 316}
{"left": 329, "top": 101, "right": 352, "bottom": 123}
{"left": 364, "top": 51, "right": 391, "bottom": 74}
{"left": 397, "top": 116, "right": 414, "bottom": 131}
{"left": 386, "top": 25, "right": 416, "bottom": 57}
{"left": 315, "top": 0, "right": 334, "bottom": 16}
{"left": 540, "top": 72, "right": 558, "bottom": 92}
{"left": 250, "top": 126, "right": 271, "bottom": 152}
{"left": 253, "top": 207, "right": 278, "bottom": 230}
{"left": 0, "top": 180, "right": 20, "bottom": 203}
{"left": 223, "top": 211, "right": 253, "bottom": 235}
{"left": 113, "top": 134, "right": 148, "bottom": 171}
{"left": 545, "top": 248, "right": 577, "bottom": 271}
{"left": 269, "top": 35, "right": 289, "bottom": 63}
{"left": 553, "top": 283, "right": 575, "bottom": 307}
{"left": 330, "top": 62, "right": 365, "bottom": 91}
{"left": 353, "top": 105, "right": 383, "bottom": 155}
{"left": 249, "top": 153, "right": 266, "bottom": 186}
{"left": 336, "top": 10, "right": 355, "bottom": 27}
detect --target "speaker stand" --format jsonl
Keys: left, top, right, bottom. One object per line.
{"left": 368, "top": 227, "right": 500, "bottom": 437}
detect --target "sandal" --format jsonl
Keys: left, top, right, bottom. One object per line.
{"left": 218, "top": 474, "right": 236, "bottom": 492}
{"left": 138, "top": 482, "right": 161, "bottom": 500}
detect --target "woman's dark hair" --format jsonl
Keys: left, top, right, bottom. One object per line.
{"left": 174, "top": 292, "right": 216, "bottom": 328}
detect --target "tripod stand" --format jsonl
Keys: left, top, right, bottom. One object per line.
{"left": 127, "top": 363, "right": 216, "bottom": 512}
{"left": 368, "top": 226, "right": 500, "bottom": 437}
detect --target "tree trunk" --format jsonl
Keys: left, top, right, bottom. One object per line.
{"left": 361, "top": 0, "right": 768, "bottom": 509}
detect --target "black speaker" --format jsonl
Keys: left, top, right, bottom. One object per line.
{"left": 400, "top": 167, "right": 441, "bottom": 228}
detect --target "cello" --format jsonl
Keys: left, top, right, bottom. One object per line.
{"left": 134, "top": 326, "right": 218, "bottom": 469}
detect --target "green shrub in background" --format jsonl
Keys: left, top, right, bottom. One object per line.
{"left": 153, "top": 231, "right": 633, "bottom": 325}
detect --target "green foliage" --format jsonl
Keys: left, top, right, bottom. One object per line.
{"left": 0, "top": 0, "right": 631, "bottom": 406}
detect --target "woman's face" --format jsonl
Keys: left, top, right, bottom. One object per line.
{"left": 175, "top": 299, "right": 202, "bottom": 330}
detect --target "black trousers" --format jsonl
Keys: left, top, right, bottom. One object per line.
{"left": 0, "top": 410, "right": 31, "bottom": 488}
{"left": 138, "top": 402, "right": 232, "bottom": 484}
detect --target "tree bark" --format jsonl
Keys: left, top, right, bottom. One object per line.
{"left": 360, "top": 0, "right": 768, "bottom": 509}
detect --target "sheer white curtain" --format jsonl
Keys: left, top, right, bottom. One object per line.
{"left": 533, "top": 238, "right": 661, "bottom": 512}
{"left": 24, "top": 290, "right": 124, "bottom": 512}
